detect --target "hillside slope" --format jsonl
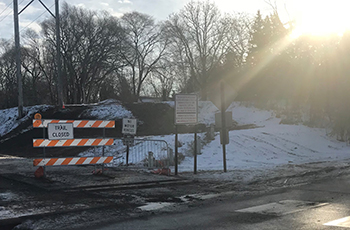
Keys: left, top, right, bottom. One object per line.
{"left": 0, "top": 100, "right": 175, "bottom": 157}
{"left": 1, "top": 100, "right": 350, "bottom": 176}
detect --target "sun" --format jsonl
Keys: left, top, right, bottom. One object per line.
{"left": 290, "top": 0, "right": 350, "bottom": 38}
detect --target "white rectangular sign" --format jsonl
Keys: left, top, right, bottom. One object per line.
{"left": 48, "top": 123, "right": 74, "bottom": 140}
{"left": 122, "top": 118, "right": 137, "bottom": 135}
{"left": 175, "top": 94, "right": 198, "bottom": 125}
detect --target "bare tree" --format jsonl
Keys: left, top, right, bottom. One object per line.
{"left": 226, "top": 13, "right": 252, "bottom": 68}
{"left": 0, "top": 39, "right": 17, "bottom": 108}
{"left": 120, "top": 11, "right": 168, "bottom": 101}
{"left": 0, "top": 33, "right": 57, "bottom": 108}
{"left": 41, "top": 3, "right": 125, "bottom": 104}
{"left": 146, "top": 57, "right": 176, "bottom": 99}
{"left": 164, "top": 1, "right": 234, "bottom": 99}
{"left": 20, "top": 30, "right": 52, "bottom": 105}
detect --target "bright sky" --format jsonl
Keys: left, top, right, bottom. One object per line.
{"left": 290, "top": 0, "right": 350, "bottom": 37}
{"left": 0, "top": 0, "right": 349, "bottom": 40}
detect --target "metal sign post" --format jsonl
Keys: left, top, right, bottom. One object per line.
{"left": 122, "top": 118, "right": 137, "bottom": 166}
{"left": 122, "top": 134, "right": 135, "bottom": 166}
{"left": 43, "top": 120, "right": 46, "bottom": 177}
{"left": 175, "top": 94, "right": 198, "bottom": 175}
{"left": 194, "top": 125, "right": 197, "bottom": 174}
{"left": 175, "top": 126, "right": 178, "bottom": 175}
{"left": 102, "top": 127, "right": 106, "bottom": 172}
{"left": 220, "top": 82, "right": 227, "bottom": 172}
{"left": 126, "top": 145, "right": 130, "bottom": 166}
{"left": 209, "top": 81, "right": 238, "bottom": 173}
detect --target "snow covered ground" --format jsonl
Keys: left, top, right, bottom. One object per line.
{"left": 0, "top": 100, "right": 132, "bottom": 139}
{"left": 149, "top": 102, "right": 350, "bottom": 172}
{"left": 1, "top": 100, "right": 350, "bottom": 176}
{"left": 2, "top": 101, "right": 350, "bottom": 228}
{"left": 78, "top": 99, "right": 133, "bottom": 120}
{"left": 0, "top": 105, "right": 52, "bottom": 138}
{"left": 77, "top": 101, "right": 350, "bottom": 174}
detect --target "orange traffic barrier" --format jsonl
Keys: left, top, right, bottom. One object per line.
{"left": 33, "top": 156, "right": 113, "bottom": 166}
{"left": 33, "top": 119, "right": 115, "bottom": 128}
{"left": 33, "top": 138, "right": 114, "bottom": 147}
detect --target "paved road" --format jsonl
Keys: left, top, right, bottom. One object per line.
{"left": 85, "top": 174, "right": 350, "bottom": 230}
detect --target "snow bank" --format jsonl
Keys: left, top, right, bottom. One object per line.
{"left": 0, "top": 100, "right": 342, "bottom": 174}
{"left": 0, "top": 105, "right": 52, "bottom": 138}
{"left": 80, "top": 101, "right": 350, "bottom": 173}
{"left": 78, "top": 99, "right": 133, "bottom": 120}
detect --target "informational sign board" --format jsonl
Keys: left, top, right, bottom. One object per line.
{"left": 220, "top": 130, "right": 229, "bottom": 145}
{"left": 48, "top": 123, "right": 74, "bottom": 140}
{"left": 215, "top": 111, "right": 233, "bottom": 128}
{"left": 208, "top": 80, "right": 237, "bottom": 111}
{"left": 175, "top": 94, "right": 198, "bottom": 125}
{"left": 122, "top": 135, "right": 135, "bottom": 146}
{"left": 122, "top": 118, "right": 137, "bottom": 135}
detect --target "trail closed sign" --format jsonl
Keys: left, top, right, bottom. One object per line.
{"left": 48, "top": 123, "right": 74, "bottom": 140}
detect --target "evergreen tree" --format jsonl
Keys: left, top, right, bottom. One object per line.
{"left": 247, "top": 11, "right": 270, "bottom": 66}
{"left": 243, "top": 10, "right": 292, "bottom": 102}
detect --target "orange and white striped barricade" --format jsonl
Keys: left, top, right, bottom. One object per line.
{"left": 33, "top": 156, "right": 113, "bottom": 167}
{"left": 33, "top": 138, "right": 114, "bottom": 148}
{"left": 32, "top": 117, "right": 116, "bottom": 175}
{"left": 33, "top": 119, "right": 115, "bottom": 128}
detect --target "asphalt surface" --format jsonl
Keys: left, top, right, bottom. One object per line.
{"left": 84, "top": 174, "right": 350, "bottom": 230}
{"left": 3, "top": 155, "right": 350, "bottom": 230}
{"left": 0, "top": 156, "right": 189, "bottom": 230}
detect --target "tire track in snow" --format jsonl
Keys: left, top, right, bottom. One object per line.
{"left": 229, "top": 134, "right": 271, "bottom": 157}
{"left": 240, "top": 134, "right": 306, "bottom": 158}
{"left": 241, "top": 134, "right": 291, "bottom": 154}
{"left": 261, "top": 132, "right": 319, "bottom": 153}
{"left": 230, "top": 133, "right": 288, "bottom": 161}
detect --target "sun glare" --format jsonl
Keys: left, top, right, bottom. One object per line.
{"left": 290, "top": 0, "right": 350, "bottom": 38}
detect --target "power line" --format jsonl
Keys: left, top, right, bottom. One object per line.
{"left": 0, "top": 10, "right": 11, "bottom": 23}
{"left": 19, "top": 0, "right": 34, "bottom": 15}
{"left": 20, "top": 3, "right": 55, "bottom": 33}
{"left": 1, "top": 1, "right": 53, "bottom": 37}
{"left": 0, "top": 1, "right": 12, "bottom": 18}
{"left": 0, "top": 0, "right": 25, "bottom": 23}
{"left": 0, "top": 11, "right": 12, "bottom": 22}
{"left": 18, "top": 0, "right": 26, "bottom": 6}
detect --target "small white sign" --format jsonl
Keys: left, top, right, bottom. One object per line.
{"left": 175, "top": 94, "right": 198, "bottom": 125}
{"left": 122, "top": 118, "right": 137, "bottom": 135}
{"left": 48, "top": 123, "right": 74, "bottom": 140}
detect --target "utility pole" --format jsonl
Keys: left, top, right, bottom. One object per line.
{"left": 13, "top": 0, "right": 63, "bottom": 116}
{"left": 36, "top": 0, "right": 64, "bottom": 107}
{"left": 14, "top": 0, "right": 23, "bottom": 118}
{"left": 55, "top": 0, "right": 63, "bottom": 108}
